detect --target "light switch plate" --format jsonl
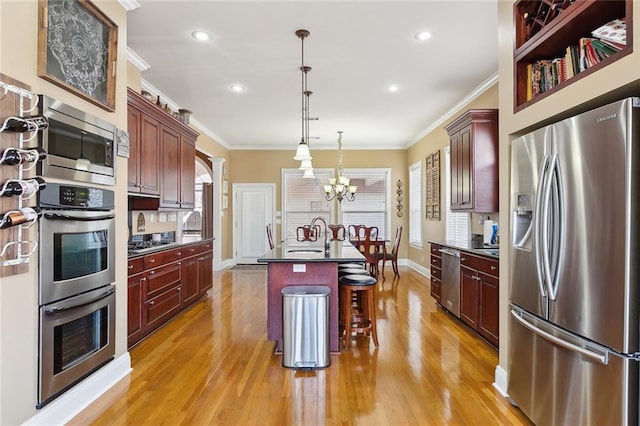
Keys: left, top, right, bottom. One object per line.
{"left": 293, "top": 264, "right": 306, "bottom": 273}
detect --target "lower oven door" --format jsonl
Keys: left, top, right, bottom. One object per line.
{"left": 39, "top": 210, "right": 115, "bottom": 305}
{"left": 38, "top": 285, "right": 116, "bottom": 407}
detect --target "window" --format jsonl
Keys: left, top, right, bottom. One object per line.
{"left": 282, "top": 168, "right": 333, "bottom": 245}
{"left": 409, "top": 161, "right": 422, "bottom": 247}
{"left": 183, "top": 159, "right": 212, "bottom": 240}
{"left": 444, "top": 146, "right": 470, "bottom": 241}
{"left": 340, "top": 168, "right": 390, "bottom": 239}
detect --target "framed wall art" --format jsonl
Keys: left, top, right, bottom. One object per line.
{"left": 38, "top": 0, "right": 118, "bottom": 111}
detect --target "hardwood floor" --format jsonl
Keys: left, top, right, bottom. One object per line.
{"left": 69, "top": 266, "right": 531, "bottom": 425}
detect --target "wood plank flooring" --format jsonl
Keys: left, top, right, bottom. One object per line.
{"left": 69, "top": 266, "right": 531, "bottom": 425}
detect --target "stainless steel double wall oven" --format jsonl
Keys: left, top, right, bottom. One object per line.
{"left": 37, "top": 179, "right": 117, "bottom": 405}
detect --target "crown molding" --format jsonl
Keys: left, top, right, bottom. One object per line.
{"left": 118, "top": 0, "right": 140, "bottom": 11}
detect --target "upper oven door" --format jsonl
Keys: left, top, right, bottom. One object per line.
{"left": 39, "top": 210, "right": 115, "bottom": 305}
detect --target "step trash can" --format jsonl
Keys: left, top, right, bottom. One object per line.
{"left": 281, "top": 285, "right": 331, "bottom": 370}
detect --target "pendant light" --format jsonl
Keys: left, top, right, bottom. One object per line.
{"left": 293, "top": 29, "right": 315, "bottom": 178}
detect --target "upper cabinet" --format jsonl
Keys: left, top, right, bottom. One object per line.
{"left": 127, "top": 88, "right": 198, "bottom": 210}
{"left": 514, "top": 0, "right": 633, "bottom": 112}
{"left": 444, "top": 109, "right": 498, "bottom": 213}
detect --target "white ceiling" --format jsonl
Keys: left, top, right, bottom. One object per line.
{"left": 126, "top": 1, "right": 498, "bottom": 151}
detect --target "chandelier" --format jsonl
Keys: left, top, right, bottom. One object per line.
{"left": 292, "top": 29, "right": 314, "bottom": 178}
{"left": 324, "top": 131, "right": 357, "bottom": 202}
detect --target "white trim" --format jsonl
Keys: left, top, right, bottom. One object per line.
{"left": 118, "top": 0, "right": 140, "bottom": 11}
{"left": 24, "top": 353, "right": 131, "bottom": 426}
{"left": 407, "top": 259, "right": 430, "bottom": 278}
{"left": 127, "top": 47, "right": 150, "bottom": 71}
{"left": 232, "top": 183, "right": 276, "bottom": 263}
{"left": 493, "top": 365, "right": 510, "bottom": 399}
{"left": 408, "top": 72, "right": 499, "bottom": 148}
{"left": 210, "top": 157, "right": 225, "bottom": 271}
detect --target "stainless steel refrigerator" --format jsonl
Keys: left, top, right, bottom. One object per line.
{"left": 509, "top": 97, "right": 640, "bottom": 425}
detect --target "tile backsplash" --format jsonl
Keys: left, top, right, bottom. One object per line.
{"left": 131, "top": 210, "right": 178, "bottom": 235}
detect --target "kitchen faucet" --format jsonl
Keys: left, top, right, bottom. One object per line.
{"left": 310, "top": 216, "right": 330, "bottom": 254}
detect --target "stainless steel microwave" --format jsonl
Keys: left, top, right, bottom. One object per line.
{"left": 38, "top": 96, "right": 116, "bottom": 185}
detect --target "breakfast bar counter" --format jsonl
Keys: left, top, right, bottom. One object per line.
{"left": 258, "top": 241, "right": 365, "bottom": 353}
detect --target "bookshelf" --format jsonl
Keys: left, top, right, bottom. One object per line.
{"left": 514, "top": 0, "right": 633, "bottom": 112}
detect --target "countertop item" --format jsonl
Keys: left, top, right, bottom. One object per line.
{"left": 428, "top": 239, "right": 499, "bottom": 259}
{"left": 258, "top": 240, "right": 365, "bottom": 263}
{"left": 128, "top": 237, "right": 214, "bottom": 258}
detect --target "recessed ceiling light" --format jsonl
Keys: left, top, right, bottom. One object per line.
{"left": 388, "top": 84, "right": 399, "bottom": 93}
{"left": 415, "top": 31, "right": 432, "bottom": 42}
{"left": 229, "top": 84, "right": 246, "bottom": 93}
{"left": 191, "top": 30, "right": 212, "bottom": 41}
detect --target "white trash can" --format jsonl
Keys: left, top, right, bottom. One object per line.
{"left": 281, "top": 285, "right": 331, "bottom": 369}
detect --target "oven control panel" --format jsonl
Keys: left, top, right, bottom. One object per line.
{"left": 38, "top": 182, "right": 114, "bottom": 210}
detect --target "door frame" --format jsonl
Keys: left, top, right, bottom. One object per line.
{"left": 232, "top": 183, "right": 276, "bottom": 264}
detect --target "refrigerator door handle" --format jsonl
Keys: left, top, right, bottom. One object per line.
{"left": 548, "top": 156, "right": 564, "bottom": 300}
{"left": 541, "top": 154, "right": 559, "bottom": 300}
{"left": 534, "top": 154, "right": 550, "bottom": 298}
{"left": 511, "top": 309, "right": 609, "bottom": 365}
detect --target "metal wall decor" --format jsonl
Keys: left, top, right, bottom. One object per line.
{"left": 396, "top": 180, "right": 403, "bottom": 217}
{"left": 38, "top": 0, "right": 118, "bottom": 111}
{"left": 425, "top": 150, "right": 440, "bottom": 220}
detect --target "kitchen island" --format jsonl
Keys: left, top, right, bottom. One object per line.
{"left": 258, "top": 240, "right": 365, "bottom": 353}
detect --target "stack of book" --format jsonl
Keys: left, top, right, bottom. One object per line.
{"left": 525, "top": 18, "right": 626, "bottom": 102}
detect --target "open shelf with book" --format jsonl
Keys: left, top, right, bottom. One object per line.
{"left": 514, "top": 0, "right": 633, "bottom": 112}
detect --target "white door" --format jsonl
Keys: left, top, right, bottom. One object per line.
{"left": 233, "top": 183, "right": 275, "bottom": 264}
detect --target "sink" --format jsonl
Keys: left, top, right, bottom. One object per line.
{"left": 287, "top": 249, "right": 322, "bottom": 254}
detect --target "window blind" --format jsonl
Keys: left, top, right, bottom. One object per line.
{"left": 340, "top": 168, "right": 389, "bottom": 238}
{"left": 409, "top": 161, "right": 422, "bottom": 246}
{"left": 282, "top": 168, "right": 332, "bottom": 244}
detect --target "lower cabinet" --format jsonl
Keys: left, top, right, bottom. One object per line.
{"left": 459, "top": 252, "right": 499, "bottom": 347}
{"left": 127, "top": 240, "right": 214, "bottom": 348}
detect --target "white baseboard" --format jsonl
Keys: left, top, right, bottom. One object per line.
{"left": 24, "top": 352, "right": 132, "bottom": 426}
{"left": 406, "top": 259, "right": 430, "bottom": 278}
{"left": 493, "top": 364, "right": 509, "bottom": 398}
{"left": 216, "top": 258, "right": 235, "bottom": 271}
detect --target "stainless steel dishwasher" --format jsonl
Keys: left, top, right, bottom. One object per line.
{"left": 439, "top": 248, "right": 460, "bottom": 317}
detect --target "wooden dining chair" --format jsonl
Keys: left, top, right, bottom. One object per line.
{"left": 266, "top": 223, "right": 275, "bottom": 249}
{"left": 359, "top": 226, "right": 380, "bottom": 277}
{"left": 328, "top": 224, "right": 346, "bottom": 241}
{"left": 296, "top": 224, "right": 321, "bottom": 242}
{"left": 380, "top": 225, "right": 402, "bottom": 277}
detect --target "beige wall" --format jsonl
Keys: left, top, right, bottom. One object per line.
{"left": 0, "top": 1, "right": 128, "bottom": 424}
{"left": 406, "top": 83, "right": 500, "bottom": 269}
{"left": 229, "top": 148, "right": 408, "bottom": 258}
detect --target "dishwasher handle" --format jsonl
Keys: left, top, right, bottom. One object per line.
{"left": 439, "top": 248, "right": 460, "bottom": 257}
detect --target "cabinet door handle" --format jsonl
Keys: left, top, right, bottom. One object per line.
{"left": 177, "top": 286, "right": 181, "bottom": 291}
{"left": 149, "top": 270, "right": 155, "bottom": 275}
{"left": 460, "top": 256, "right": 466, "bottom": 261}
{"left": 177, "top": 252, "right": 182, "bottom": 256}
{"left": 149, "top": 259, "right": 156, "bottom": 263}
{"left": 491, "top": 266, "right": 496, "bottom": 270}
{"left": 177, "top": 261, "right": 181, "bottom": 265}
{"left": 128, "top": 264, "right": 133, "bottom": 269}
{"left": 149, "top": 300, "right": 155, "bottom": 305}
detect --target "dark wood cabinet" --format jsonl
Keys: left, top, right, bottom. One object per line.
{"left": 513, "top": 0, "right": 632, "bottom": 111}
{"left": 127, "top": 240, "right": 214, "bottom": 348}
{"left": 430, "top": 244, "right": 442, "bottom": 302}
{"left": 459, "top": 251, "right": 499, "bottom": 347}
{"left": 159, "top": 125, "right": 196, "bottom": 209}
{"left": 444, "top": 109, "right": 498, "bottom": 213}
{"left": 127, "top": 89, "right": 161, "bottom": 196}
{"left": 127, "top": 87, "right": 198, "bottom": 209}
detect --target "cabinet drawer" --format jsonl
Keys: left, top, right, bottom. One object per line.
{"left": 144, "top": 248, "right": 183, "bottom": 269}
{"left": 145, "top": 286, "right": 182, "bottom": 330}
{"left": 460, "top": 253, "right": 499, "bottom": 277}
{"left": 431, "top": 265, "right": 441, "bottom": 280}
{"left": 128, "top": 257, "right": 144, "bottom": 275}
{"left": 430, "top": 244, "right": 442, "bottom": 256}
{"left": 430, "top": 254, "right": 442, "bottom": 269}
{"left": 145, "top": 262, "right": 181, "bottom": 299}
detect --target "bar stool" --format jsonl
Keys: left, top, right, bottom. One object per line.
{"left": 338, "top": 262, "right": 365, "bottom": 270}
{"left": 339, "top": 274, "right": 379, "bottom": 348}
{"left": 338, "top": 268, "right": 369, "bottom": 277}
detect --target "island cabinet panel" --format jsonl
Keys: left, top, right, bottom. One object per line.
{"left": 430, "top": 244, "right": 442, "bottom": 302}
{"left": 267, "top": 262, "right": 340, "bottom": 353}
{"left": 127, "top": 240, "right": 214, "bottom": 348}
